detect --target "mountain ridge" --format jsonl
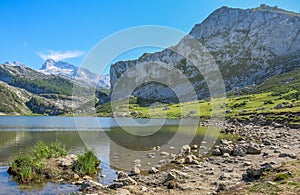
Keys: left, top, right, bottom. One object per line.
{"left": 39, "top": 59, "right": 110, "bottom": 89}
{"left": 110, "top": 5, "right": 300, "bottom": 102}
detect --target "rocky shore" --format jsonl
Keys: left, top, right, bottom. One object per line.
{"left": 73, "top": 121, "right": 300, "bottom": 194}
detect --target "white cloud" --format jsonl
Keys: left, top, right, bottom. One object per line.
{"left": 37, "top": 49, "right": 84, "bottom": 61}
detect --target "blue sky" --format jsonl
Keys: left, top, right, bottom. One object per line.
{"left": 0, "top": 0, "right": 299, "bottom": 71}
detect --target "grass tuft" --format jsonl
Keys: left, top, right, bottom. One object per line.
{"left": 73, "top": 150, "right": 100, "bottom": 176}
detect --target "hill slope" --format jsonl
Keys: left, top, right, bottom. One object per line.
{"left": 110, "top": 5, "right": 300, "bottom": 102}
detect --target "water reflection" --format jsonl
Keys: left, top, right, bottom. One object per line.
{"left": 0, "top": 116, "right": 220, "bottom": 194}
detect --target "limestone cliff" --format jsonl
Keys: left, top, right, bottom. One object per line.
{"left": 110, "top": 5, "right": 300, "bottom": 102}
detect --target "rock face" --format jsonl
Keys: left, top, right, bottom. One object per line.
{"left": 0, "top": 63, "right": 109, "bottom": 115}
{"left": 110, "top": 5, "right": 300, "bottom": 102}
{"left": 39, "top": 59, "right": 110, "bottom": 89}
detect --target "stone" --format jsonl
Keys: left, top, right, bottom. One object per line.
{"left": 117, "top": 171, "right": 128, "bottom": 179}
{"left": 147, "top": 153, "right": 155, "bottom": 158}
{"left": 158, "top": 159, "right": 168, "bottom": 165}
{"left": 115, "top": 177, "right": 137, "bottom": 186}
{"left": 216, "top": 182, "right": 227, "bottom": 192}
{"left": 243, "top": 161, "right": 252, "bottom": 166}
{"left": 73, "top": 173, "right": 80, "bottom": 180}
{"left": 185, "top": 155, "right": 197, "bottom": 164}
{"left": 288, "top": 153, "right": 297, "bottom": 159}
{"left": 160, "top": 151, "right": 169, "bottom": 156}
{"left": 175, "top": 158, "right": 185, "bottom": 164}
{"left": 246, "top": 167, "right": 263, "bottom": 178}
{"left": 220, "top": 139, "right": 229, "bottom": 145}
{"left": 115, "top": 189, "right": 131, "bottom": 195}
{"left": 274, "top": 103, "right": 284, "bottom": 109}
{"left": 263, "top": 140, "right": 272, "bottom": 146}
{"left": 83, "top": 175, "right": 93, "bottom": 180}
{"left": 246, "top": 144, "right": 261, "bottom": 154}
{"left": 282, "top": 145, "right": 290, "bottom": 149}
{"left": 79, "top": 180, "right": 103, "bottom": 191}
{"left": 223, "top": 153, "right": 230, "bottom": 158}
{"left": 219, "top": 173, "right": 231, "bottom": 180}
{"left": 180, "top": 145, "right": 191, "bottom": 154}
{"left": 191, "top": 144, "right": 198, "bottom": 149}
{"left": 141, "top": 186, "right": 148, "bottom": 192}
{"left": 79, "top": 181, "right": 91, "bottom": 191}
{"left": 149, "top": 167, "right": 159, "bottom": 174}
{"left": 232, "top": 145, "right": 247, "bottom": 156}
{"left": 279, "top": 153, "right": 288, "bottom": 157}
{"left": 153, "top": 146, "right": 160, "bottom": 151}
{"left": 191, "top": 159, "right": 200, "bottom": 165}
{"left": 212, "top": 148, "right": 222, "bottom": 156}
{"left": 166, "top": 172, "right": 177, "bottom": 181}
{"left": 131, "top": 166, "right": 140, "bottom": 175}
{"left": 274, "top": 149, "right": 281, "bottom": 153}
{"left": 220, "top": 146, "right": 233, "bottom": 154}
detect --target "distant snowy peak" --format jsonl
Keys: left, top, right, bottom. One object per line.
{"left": 4, "top": 61, "right": 25, "bottom": 66}
{"left": 39, "top": 59, "right": 110, "bottom": 89}
{"left": 40, "top": 59, "right": 77, "bottom": 77}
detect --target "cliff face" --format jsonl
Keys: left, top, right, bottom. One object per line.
{"left": 110, "top": 5, "right": 300, "bottom": 102}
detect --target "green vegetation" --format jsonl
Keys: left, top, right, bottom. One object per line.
{"left": 0, "top": 84, "right": 30, "bottom": 114}
{"left": 96, "top": 68, "right": 300, "bottom": 127}
{"left": 9, "top": 75, "right": 74, "bottom": 96}
{"left": 249, "top": 182, "right": 282, "bottom": 194}
{"left": 73, "top": 150, "right": 100, "bottom": 176}
{"left": 9, "top": 141, "right": 66, "bottom": 183}
{"left": 8, "top": 142, "right": 100, "bottom": 184}
{"left": 228, "top": 160, "right": 300, "bottom": 195}
{"left": 32, "top": 141, "right": 67, "bottom": 159}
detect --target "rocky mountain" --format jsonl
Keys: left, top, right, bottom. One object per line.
{"left": 0, "top": 63, "right": 109, "bottom": 115}
{"left": 39, "top": 59, "right": 110, "bottom": 89}
{"left": 110, "top": 5, "right": 300, "bottom": 102}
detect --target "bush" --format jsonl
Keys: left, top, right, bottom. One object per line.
{"left": 9, "top": 141, "right": 66, "bottom": 184}
{"left": 73, "top": 150, "right": 100, "bottom": 176}
{"left": 9, "top": 155, "right": 45, "bottom": 183}
{"left": 33, "top": 141, "right": 66, "bottom": 159}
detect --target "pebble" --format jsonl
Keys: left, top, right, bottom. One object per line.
{"left": 243, "top": 161, "right": 252, "bottom": 166}
{"left": 279, "top": 153, "right": 288, "bottom": 157}
{"left": 223, "top": 153, "right": 230, "bottom": 158}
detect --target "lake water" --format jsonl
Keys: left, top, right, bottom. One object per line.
{"left": 0, "top": 116, "right": 219, "bottom": 194}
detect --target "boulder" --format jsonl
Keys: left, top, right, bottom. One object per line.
{"left": 246, "top": 167, "right": 263, "bottom": 178}
{"left": 219, "top": 146, "right": 233, "bottom": 155}
{"left": 246, "top": 144, "right": 261, "bottom": 154}
{"left": 232, "top": 145, "right": 247, "bottom": 156}
{"left": 211, "top": 148, "right": 222, "bottom": 156}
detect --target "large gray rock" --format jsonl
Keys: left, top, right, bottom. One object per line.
{"left": 246, "top": 144, "right": 261, "bottom": 154}
{"left": 232, "top": 145, "right": 247, "bottom": 156}
{"left": 110, "top": 5, "right": 300, "bottom": 102}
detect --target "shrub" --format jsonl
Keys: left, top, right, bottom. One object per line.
{"left": 33, "top": 141, "right": 66, "bottom": 160}
{"left": 9, "top": 141, "right": 66, "bottom": 184}
{"left": 73, "top": 150, "right": 100, "bottom": 176}
{"left": 9, "top": 155, "right": 45, "bottom": 183}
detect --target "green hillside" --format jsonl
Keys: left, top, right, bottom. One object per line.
{"left": 96, "top": 68, "right": 300, "bottom": 127}
{"left": 0, "top": 83, "right": 31, "bottom": 115}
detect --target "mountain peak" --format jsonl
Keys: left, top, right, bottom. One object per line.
{"left": 38, "top": 59, "right": 110, "bottom": 88}
{"left": 4, "top": 61, "right": 24, "bottom": 67}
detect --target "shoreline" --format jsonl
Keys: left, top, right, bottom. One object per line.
{"left": 71, "top": 121, "right": 300, "bottom": 194}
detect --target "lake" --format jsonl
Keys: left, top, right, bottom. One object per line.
{"left": 0, "top": 116, "right": 220, "bottom": 194}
